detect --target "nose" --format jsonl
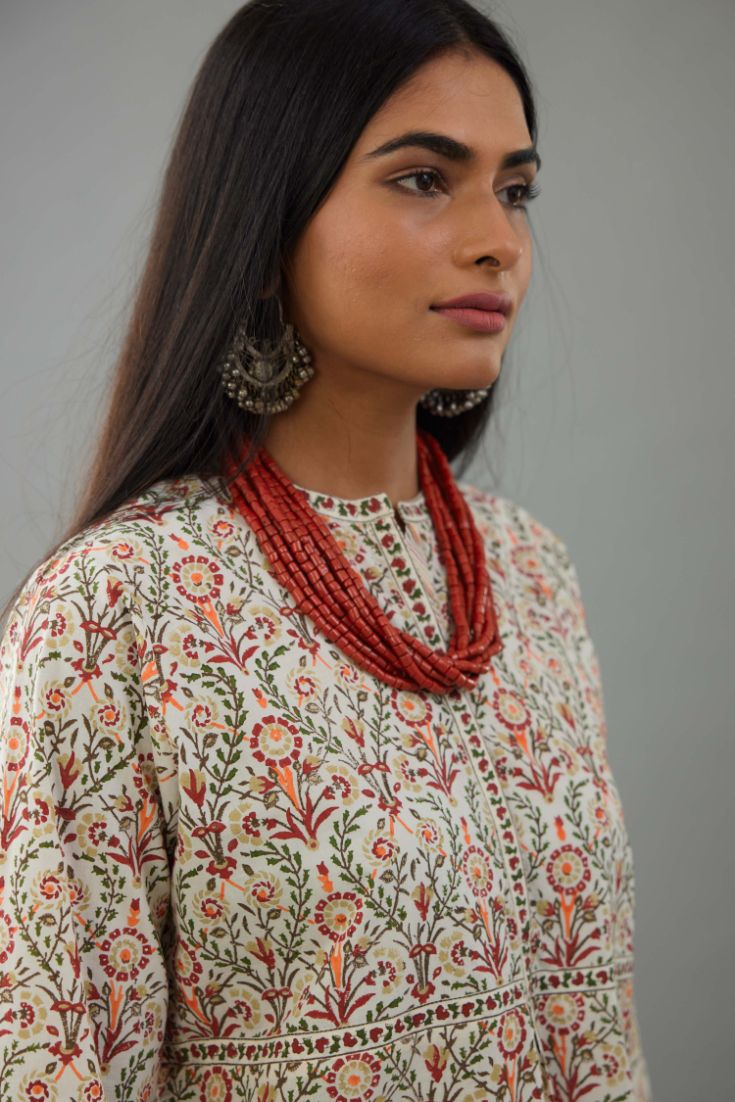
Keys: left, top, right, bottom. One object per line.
{"left": 451, "top": 192, "right": 527, "bottom": 271}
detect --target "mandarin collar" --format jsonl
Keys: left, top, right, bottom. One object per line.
{"left": 291, "top": 481, "right": 429, "bottom": 522}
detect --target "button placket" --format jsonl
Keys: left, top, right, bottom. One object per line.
{"left": 373, "top": 511, "right": 448, "bottom": 652}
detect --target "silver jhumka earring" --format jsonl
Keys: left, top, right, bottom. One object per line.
{"left": 418, "top": 385, "right": 493, "bottom": 416}
{"left": 217, "top": 295, "right": 314, "bottom": 414}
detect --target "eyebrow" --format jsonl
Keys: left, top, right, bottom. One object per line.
{"left": 361, "top": 129, "right": 541, "bottom": 172}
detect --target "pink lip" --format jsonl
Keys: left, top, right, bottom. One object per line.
{"left": 431, "top": 291, "right": 513, "bottom": 314}
{"left": 431, "top": 307, "right": 507, "bottom": 333}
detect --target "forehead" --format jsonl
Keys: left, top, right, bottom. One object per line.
{"left": 353, "top": 49, "right": 531, "bottom": 155}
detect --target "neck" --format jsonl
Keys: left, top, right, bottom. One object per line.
{"left": 261, "top": 367, "right": 423, "bottom": 506}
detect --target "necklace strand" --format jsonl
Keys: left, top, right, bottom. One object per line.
{"left": 223, "top": 428, "right": 503, "bottom": 693}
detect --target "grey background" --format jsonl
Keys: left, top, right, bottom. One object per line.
{"left": 2, "top": 2, "right": 733, "bottom": 1098}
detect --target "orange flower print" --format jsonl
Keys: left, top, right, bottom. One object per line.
{"left": 492, "top": 687, "right": 531, "bottom": 730}
{"left": 17, "top": 1071, "right": 59, "bottom": 1101}
{"left": 498, "top": 1007, "right": 527, "bottom": 1058}
{"left": 250, "top": 714, "right": 302, "bottom": 768}
{"left": 323, "top": 1051, "right": 382, "bottom": 1102}
{"left": 537, "top": 992, "right": 586, "bottom": 1036}
{"left": 511, "top": 544, "right": 545, "bottom": 578}
{"left": 391, "top": 689, "right": 432, "bottom": 727}
{"left": 546, "top": 845, "right": 592, "bottom": 896}
{"left": 314, "top": 892, "right": 363, "bottom": 942}
{"left": 174, "top": 939, "right": 204, "bottom": 988}
{"left": 462, "top": 844, "right": 495, "bottom": 899}
{"left": 361, "top": 827, "right": 400, "bottom": 870}
{"left": 98, "top": 927, "right": 154, "bottom": 982}
{"left": 198, "top": 1066, "right": 233, "bottom": 1102}
{"left": 5, "top": 715, "right": 30, "bottom": 772}
{"left": 170, "top": 554, "right": 224, "bottom": 604}
{"left": 40, "top": 681, "right": 72, "bottom": 719}
{"left": 243, "top": 872, "right": 284, "bottom": 910}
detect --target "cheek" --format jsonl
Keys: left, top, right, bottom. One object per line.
{"left": 294, "top": 201, "right": 418, "bottom": 321}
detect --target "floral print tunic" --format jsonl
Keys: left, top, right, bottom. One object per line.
{"left": 0, "top": 471, "right": 651, "bottom": 1102}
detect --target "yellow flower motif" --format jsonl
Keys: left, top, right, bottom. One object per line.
{"left": 242, "top": 872, "right": 284, "bottom": 909}
{"left": 75, "top": 811, "right": 110, "bottom": 858}
{"left": 245, "top": 603, "right": 284, "bottom": 643}
{"left": 39, "top": 679, "right": 72, "bottom": 720}
{"left": 14, "top": 989, "right": 47, "bottom": 1038}
{"left": 185, "top": 698, "right": 221, "bottom": 730}
{"left": 228, "top": 800, "right": 263, "bottom": 847}
{"left": 437, "top": 928, "right": 471, "bottom": 978}
{"left": 222, "top": 983, "right": 262, "bottom": 1033}
{"left": 598, "top": 1039, "right": 628, "bottom": 1085}
{"left": 166, "top": 626, "right": 201, "bottom": 669}
{"left": 193, "top": 888, "right": 232, "bottom": 926}
{"left": 325, "top": 763, "right": 361, "bottom": 805}
{"left": 45, "top": 602, "right": 76, "bottom": 650}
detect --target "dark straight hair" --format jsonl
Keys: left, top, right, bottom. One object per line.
{"left": 2, "top": 0, "right": 538, "bottom": 624}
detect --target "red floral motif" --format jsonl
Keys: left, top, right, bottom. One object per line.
{"left": 546, "top": 845, "right": 592, "bottom": 896}
{"left": 314, "top": 892, "right": 364, "bottom": 942}
{"left": 98, "top": 927, "right": 155, "bottom": 982}
{"left": 249, "top": 714, "right": 302, "bottom": 768}
{"left": 324, "top": 1051, "right": 382, "bottom": 1101}
{"left": 170, "top": 553, "right": 224, "bottom": 604}
{"left": 175, "top": 938, "right": 204, "bottom": 987}
{"left": 493, "top": 686, "right": 532, "bottom": 730}
{"left": 462, "top": 843, "right": 495, "bottom": 898}
{"left": 537, "top": 991, "right": 586, "bottom": 1036}
{"left": 198, "top": 1066, "right": 233, "bottom": 1102}
{"left": 5, "top": 716, "right": 30, "bottom": 771}
{"left": 498, "top": 1007, "right": 528, "bottom": 1058}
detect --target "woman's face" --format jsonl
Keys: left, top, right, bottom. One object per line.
{"left": 281, "top": 47, "right": 538, "bottom": 400}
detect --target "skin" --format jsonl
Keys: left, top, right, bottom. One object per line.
{"left": 263, "top": 46, "right": 538, "bottom": 507}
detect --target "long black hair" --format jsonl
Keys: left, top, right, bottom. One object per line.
{"left": 2, "top": 0, "right": 538, "bottom": 623}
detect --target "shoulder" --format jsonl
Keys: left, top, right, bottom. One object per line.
{"left": 459, "top": 480, "right": 596, "bottom": 659}
{"left": 458, "top": 479, "right": 576, "bottom": 577}
{"left": 3, "top": 473, "right": 228, "bottom": 649}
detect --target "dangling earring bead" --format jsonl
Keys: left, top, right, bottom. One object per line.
{"left": 419, "top": 385, "right": 492, "bottom": 417}
{"left": 217, "top": 296, "right": 314, "bottom": 414}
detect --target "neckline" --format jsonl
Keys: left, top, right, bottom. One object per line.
{"left": 290, "top": 480, "right": 430, "bottom": 522}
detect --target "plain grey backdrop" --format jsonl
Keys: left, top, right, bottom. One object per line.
{"left": 2, "top": 2, "right": 733, "bottom": 1098}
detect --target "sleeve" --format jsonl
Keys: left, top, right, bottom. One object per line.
{"left": 0, "top": 548, "right": 174, "bottom": 1101}
{"left": 529, "top": 517, "right": 653, "bottom": 1100}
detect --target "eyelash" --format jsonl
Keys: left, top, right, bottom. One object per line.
{"left": 389, "top": 168, "right": 541, "bottom": 208}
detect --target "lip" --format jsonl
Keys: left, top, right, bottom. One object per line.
{"left": 431, "top": 291, "right": 513, "bottom": 314}
{"left": 431, "top": 307, "right": 507, "bottom": 333}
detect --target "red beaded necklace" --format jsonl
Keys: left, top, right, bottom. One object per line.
{"left": 223, "top": 427, "right": 503, "bottom": 694}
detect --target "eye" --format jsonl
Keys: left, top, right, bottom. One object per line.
{"left": 499, "top": 181, "right": 542, "bottom": 209}
{"left": 388, "top": 170, "right": 542, "bottom": 209}
{"left": 389, "top": 168, "right": 446, "bottom": 197}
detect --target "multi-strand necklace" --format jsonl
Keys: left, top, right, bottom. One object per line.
{"left": 223, "top": 428, "right": 503, "bottom": 694}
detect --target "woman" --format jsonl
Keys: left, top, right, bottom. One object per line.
{"left": 0, "top": 2, "right": 651, "bottom": 1099}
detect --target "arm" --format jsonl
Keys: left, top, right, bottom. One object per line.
{"left": 0, "top": 548, "right": 173, "bottom": 1100}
